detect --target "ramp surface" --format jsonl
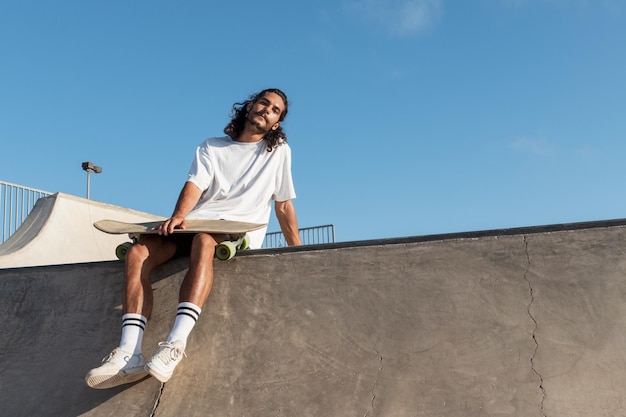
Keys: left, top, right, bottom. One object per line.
{"left": 1, "top": 220, "right": 626, "bottom": 416}
{"left": 0, "top": 193, "right": 163, "bottom": 268}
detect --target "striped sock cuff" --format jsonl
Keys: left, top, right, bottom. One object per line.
{"left": 177, "top": 302, "right": 201, "bottom": 322}
{"left": 122, "top": 313, "right": 147, "bottom": 330}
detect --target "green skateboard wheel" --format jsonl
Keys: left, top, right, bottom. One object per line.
{"left": 216, "top": 240, "right": 237, "bottom": 261}
{"left": 240, "top": 235, "right": 250, "bottom": 251}
{"left": 116, "top": 242, "right": 133, "bottom": 261}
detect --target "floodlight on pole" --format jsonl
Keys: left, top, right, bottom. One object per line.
{"left": 82, "top": 161, "right": 102, "bottom": 199}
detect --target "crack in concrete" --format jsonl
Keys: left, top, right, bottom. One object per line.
{"left": 149, "top": 382, "right": 165, "bottom": 417}
{"left": 364, "top": 341, "right": 384, "bottom": 417}
{"left": 523, "top": 236, "right": 547, "bottom": 417}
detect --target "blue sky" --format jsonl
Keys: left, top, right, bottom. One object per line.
{"left": 1, "top": 0, "right": 625, "bottom": 242}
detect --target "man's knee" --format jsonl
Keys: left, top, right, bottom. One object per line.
{"left": 192, "top": 232, "right": 218, "bottom": 246}
{"left": 191, "top": 233, "right": 220, "bottom": 256}
{"left": 126, "top": 241, "right": 150, "bottom": 261}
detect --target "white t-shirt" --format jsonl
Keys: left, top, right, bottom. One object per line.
{"left": 186, "top": 136, "right": 296, "bottom": 248}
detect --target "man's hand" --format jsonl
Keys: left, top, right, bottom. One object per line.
{"left": 155, "top": 217, "right": 187, "bottom": 236}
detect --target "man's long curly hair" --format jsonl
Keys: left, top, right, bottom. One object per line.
{"left": 223, "top": 88, "right": 289, "bottom": 152}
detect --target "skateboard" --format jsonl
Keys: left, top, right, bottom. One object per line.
{"left": 94, "top": 219, "right": 267, "bottom": 261}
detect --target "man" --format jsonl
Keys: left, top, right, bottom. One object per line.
{"left": 86, "top": 88, "right": 301, "bottom": 389}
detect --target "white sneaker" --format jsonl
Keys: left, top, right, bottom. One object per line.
{"left": 85, "top": 348, "right": 148, "bottom": 389}
{"left": 145, "top": 340, "right": 186, "bottom": 383}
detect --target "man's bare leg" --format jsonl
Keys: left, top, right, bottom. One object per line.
{"left": 146, "top": 232, "right": 224, "bottom": 383}
{"left": 86, "top": 235, "right": 177, "bottom": 389}
{"left": 179, "top": 232, "right": 223, "bottom": 305}
{"left": 124, "top": 235, "right": 178, "bottom": 318}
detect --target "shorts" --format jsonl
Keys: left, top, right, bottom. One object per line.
{"left": 162, "top": 233, "right": 196, "bottom": 258}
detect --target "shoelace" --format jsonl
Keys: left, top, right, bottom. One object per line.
{"left": 101, "top": 349, "right": 132, "bottom": 365}
{"left": 155, "top": 342, "right": 187, "bottom": 364}
{"left": 101, "top": 350, "right": 119, "bottom": 364}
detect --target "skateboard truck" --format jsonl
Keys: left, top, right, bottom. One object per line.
{"left": 215, "top": 234, "right": 250, "bottom": 261}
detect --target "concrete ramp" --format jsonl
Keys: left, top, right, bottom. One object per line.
{"left": 0, "top": 193, "right": 163, "bottom": 268}
{"left": 1, "top": 220, "right": 626, "bottom": 416}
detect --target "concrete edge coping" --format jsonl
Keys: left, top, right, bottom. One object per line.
{"left": 246, "top": 217, "right": 626, "bottom": 257}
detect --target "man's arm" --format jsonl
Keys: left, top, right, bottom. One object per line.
{"left": 275, "top": 200, "right": 302, "bottom": 246}
{"left": 157, "top": 181, "right": 203, "bottom": 235}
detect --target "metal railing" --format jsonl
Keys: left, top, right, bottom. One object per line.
{"left": 1, "top": 181, "right": 52, "bottom": 243}
{"left": 263, "top": 224, "right": 335, "bottom": 248}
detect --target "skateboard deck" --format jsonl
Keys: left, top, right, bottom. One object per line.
{"left": 94, "top": 219, "right": 266, "bottom": 261}
{"left": 94, "top": 219, "right": 267, "bottom": 235}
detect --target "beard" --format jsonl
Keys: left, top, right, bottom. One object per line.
{"left": 246, "top": 112, "right": 273, "bottom": 135}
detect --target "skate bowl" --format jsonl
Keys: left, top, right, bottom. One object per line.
{"left": 1, "top": 219, "right": 626, "bottom": 416}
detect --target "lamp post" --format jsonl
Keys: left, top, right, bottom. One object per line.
{"left": 82, "top": 161, "right": 102, "bottom": 200}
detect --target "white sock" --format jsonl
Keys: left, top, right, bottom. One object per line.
{"left": 167, "top": 302, "right": 202, "bottom": 348}
{"left": 118, "top": 313, "right": 147, "bottom": 355}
